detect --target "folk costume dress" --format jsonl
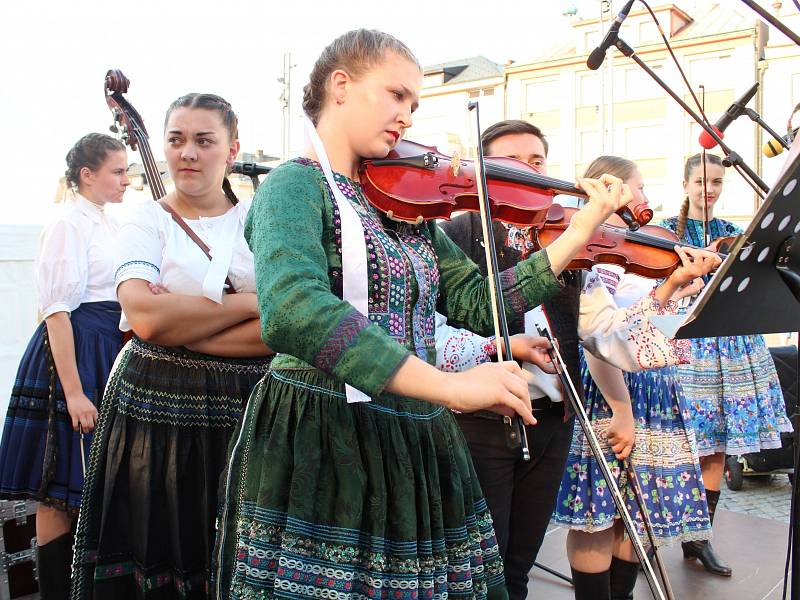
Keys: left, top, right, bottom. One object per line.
{"left": 552, "top": 267, "right": 712, "bottom": 546}
{"left": 71, "top": 199, "right": 272, "bottom": 599}
{"left": 659, "top": 216, "right": 793, "bottom": 456}
{"left": 213, "top": 158, "right": 563, "bottom": 600}
{"left": 0, "top": 195, "right": 123, "bottom": 511}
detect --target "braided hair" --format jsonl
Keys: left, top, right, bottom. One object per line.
{"left": 164, "top": 93, "right": 240, "bottom": 205}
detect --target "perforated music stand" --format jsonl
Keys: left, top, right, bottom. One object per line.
{"left": 651, "top": 149, "right": 800, "bottom": 339}
{"left": 651, "top": 149, "right": 800, "bottom": 600}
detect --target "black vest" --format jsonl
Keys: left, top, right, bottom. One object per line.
{"left": 440, "top": 213, "right": 584, "bottom": 405}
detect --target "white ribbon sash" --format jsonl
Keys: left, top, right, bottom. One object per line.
{"left": 201, "top": 209, "right": 239, "bottom": 303}
{"left": 304, "top": 116, "right": 371, "bottom": 403}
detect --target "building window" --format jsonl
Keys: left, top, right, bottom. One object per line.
{"left": 576, "top": 129, "right": 601, "bottom": 162}
{"left": 583, "top": 30, "right": 600, "bottom": 54}
{"left": 623, "top": 124, "right": 664, "bottom": 158}
{"left": 618, "top": 65, "right": 663, "bottom": 100}
{"left": 525, "top": 78, "right": 562, "bottom": 113}
{"left": 577, "top": 71, "right": 601, "bottom": 105}
{"left": 687, "top": 54, "right": 733, "bottom": 92}
{"left": 792, "top": 73, "right": 800, "bottom": 108}
{"left": 468, "top": 87, "right": 497, "bottom": 99}
{"left": 638, "top": 20, "right": 660, "bottom": 44}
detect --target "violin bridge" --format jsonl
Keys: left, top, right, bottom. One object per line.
{"left": 450, "top": 151, "right": 461, "bottom": 177}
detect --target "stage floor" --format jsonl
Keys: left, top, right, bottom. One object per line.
{"left": 528, "top": 509, "right": 790, "bottom": 599}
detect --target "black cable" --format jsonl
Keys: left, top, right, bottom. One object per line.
{"left": 638, "top": 0, "right": 711, "bottom": 125}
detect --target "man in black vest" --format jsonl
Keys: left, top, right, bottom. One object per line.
{"left": 440, "top": 120, "right": 582, "bottom": 600}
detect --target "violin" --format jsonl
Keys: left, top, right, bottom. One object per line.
{"left": 536, "top": 204, "right": 729, "bottom": 279}
{"left": 360, "top": 139, "right": 652, "bottom": 229}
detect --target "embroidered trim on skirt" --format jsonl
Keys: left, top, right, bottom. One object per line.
{"left": 0, "top": 301, "right": 122, "bottom": 512}
{"left": 552, "top": 361, "right": 711, "bottom": 546}
{"left": 71, "top": 338, "right": 271, "bottom": 600}
{"left": 679, "top": 335, "right": 794, "bottom": 456}
{"left": 213, "top": 366, "right": 508, "bottom": 600}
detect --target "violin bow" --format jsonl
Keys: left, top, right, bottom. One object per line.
{"left": 543, "top": 330, "right": 674, "bottom": 600}
{"left": 468, "top": 100, "right": 531, "bottom": 461}
{"left": 468, "top": 101, "right": 674, "bottom": 597}
{"left": 700, "top": 84, "right": 710, "bottom": 247}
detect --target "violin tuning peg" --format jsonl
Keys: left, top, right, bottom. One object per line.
{"left": 109, "top": 125, "right": 119, "bottom": 134}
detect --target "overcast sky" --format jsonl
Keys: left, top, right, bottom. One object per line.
{"left": 0, "top": 0, "right": 774, "bottom": 224}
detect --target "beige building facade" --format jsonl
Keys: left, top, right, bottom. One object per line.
{"left": 414, "top": 2, "right": 800, "bottom": 223}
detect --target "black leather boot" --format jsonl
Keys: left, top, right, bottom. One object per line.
{"left": 570, "top": 567, "right": 611, "bottom": 600}
{"left": 610, "top": 556, "right": 639, "bottom": 599}
{"left": 36, "top": 532, "right": 73, "bottom": 600}
{"left": 681, "top": 489, "right": 732, "bottom": 576}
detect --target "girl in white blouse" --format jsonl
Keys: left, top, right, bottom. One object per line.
{"left": 72, "top": 94, "right": 272, "bottom": 600}
{"left": 0, "top": 133, "right": 129, "bottom": 599}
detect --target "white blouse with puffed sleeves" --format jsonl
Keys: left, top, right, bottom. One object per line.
{"left": 36, "top": 195, "right": 120, "bottom": 319}
{"left": 113, "top": 199, "right": 256, "bottom": 331}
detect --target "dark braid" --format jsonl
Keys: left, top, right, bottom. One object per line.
{"left": 679, "top": 153, "right": 724, "bottom": 238}
{"left": 676, "top": 197, "right": 690, "bottom": 240}
{"left": 164, "top": 93, "right": 240, "bottom": 205}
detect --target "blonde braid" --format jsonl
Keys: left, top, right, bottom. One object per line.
{"left": 675, "top": 196, "right": 690, "bottom": 240}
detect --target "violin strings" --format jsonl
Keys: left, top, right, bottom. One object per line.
{"left": 482, "top": 161, "right": 584, "bottom": 196}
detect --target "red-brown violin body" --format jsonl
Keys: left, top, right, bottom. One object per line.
{"left": 360, "top": 139, "right": 653, "bottom": 230}
{"left": 361, "top": 140, "right": 572, "bottom": 228}
{"left": 536, "top": 204, "right": 725, "bottom": 279}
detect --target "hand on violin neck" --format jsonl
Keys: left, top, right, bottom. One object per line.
{"left": 543, "top": 174, "right": 634, "bottom": 275}
{"left": 654, "top": 245, "right": 722, "bottom": 305}
{"left": 573, "top": 175, "right": 634, "bottom": 230}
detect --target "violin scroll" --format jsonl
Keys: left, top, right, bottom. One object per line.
{"left": 104, "top": 68, "right": 149, "bottom": 152}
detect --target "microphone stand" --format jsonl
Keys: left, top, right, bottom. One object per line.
{"left": 741, "top": 107, "right": 793, "bottom": 151}
{"left": 611, "top": 36, "right": 770, "bottom": 198}
{"left": 739, "top": 0, "right": 800, "bottom": 48}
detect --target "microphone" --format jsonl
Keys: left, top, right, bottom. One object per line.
{"left": 231, "top": 162, "right": 272, "bottom": 176}
{"left": 587, "top": 0, "right": 636, "bottom": 71}
{"left": 698, "top": 82, "right": 759, "bottom": 149}
{"left": 763, "top": 130, "right": 797, "bottom": 157}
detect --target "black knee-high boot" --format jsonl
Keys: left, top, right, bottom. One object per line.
{"left": 571, "top": 567, "right": 611, "bottom": 600}
{"left": 609, "top": 556, "right": 639, "bottom": 599}
{"left": 36, "top": 532, "right": 73, "bottom": 600}
{"left": 681, "top": 489, "right": 732, "bottom": 576}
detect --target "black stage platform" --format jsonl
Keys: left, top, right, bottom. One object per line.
{"left": 529, "top": 509, "right": 790, "bottom": 599}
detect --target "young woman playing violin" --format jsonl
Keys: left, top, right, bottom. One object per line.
{"left": 552, "top": 156, "right": 719, "bottom": 600}
{"left": 0, "top": 133, "right": 128, "bottom": 600}
{"left": 213, "top": 29, "right": 642, "bottom": 600}
{"left": 660, "top": 153, "right": 793, "bottom": 577}
{"left": 71, "top": 94, "right": 272, "bottom": 600}
{"left": 435, "top": 126, "right": 720, "bottom": 600}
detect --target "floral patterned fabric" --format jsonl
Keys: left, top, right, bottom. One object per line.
{"left": 214, "top": 159, "right": 564, "bottom": 599}
{"left": 659, "top": 217, "right": 794, "bottom": 456}
{"left": 552, "top": 358, "right": 711, "bottom": 545}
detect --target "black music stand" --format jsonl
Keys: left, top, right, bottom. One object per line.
{"left": 651, "top": 149, "right": 800, "bottom": 600}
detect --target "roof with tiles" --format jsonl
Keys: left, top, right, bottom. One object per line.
{"left": 517, "top": 2, "right": 755, "bottom": 66}
{"left": 423, "top": 56, "right": 503, "bottom": 84}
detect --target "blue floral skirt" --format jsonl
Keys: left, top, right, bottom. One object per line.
{"left": 679, "top": 335, "right": 793, "bottom": 456}
{"left": 552, "top": 362, "right": 710, "bottom": 546}
{"left": 0, "top": 301, "right": 122, "bottom": 512}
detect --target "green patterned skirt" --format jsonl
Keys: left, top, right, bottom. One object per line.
{"left": 213, "top": 365, "right": 508, "bottom": 600}
{"left": 71, "top": 338, "right": 271, "bottom": 600}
